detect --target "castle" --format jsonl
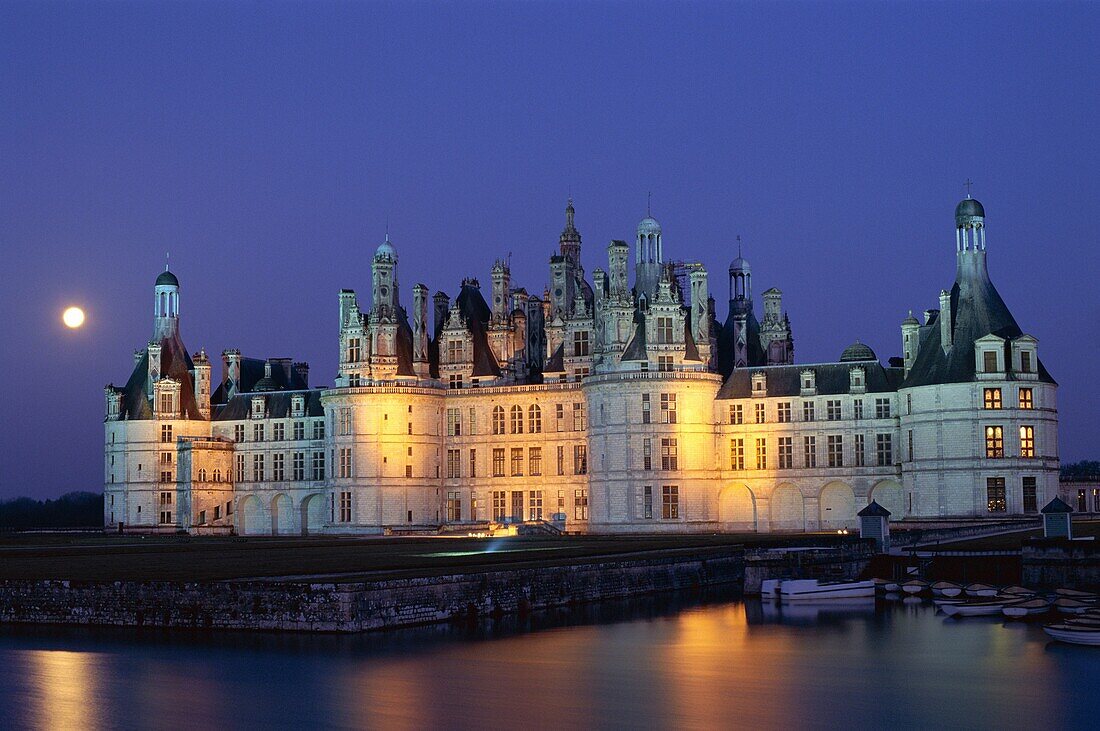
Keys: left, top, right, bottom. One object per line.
{"left": 103, "top": 196, "right": 1059, "bottom": 535}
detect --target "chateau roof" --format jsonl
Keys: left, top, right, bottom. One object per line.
{"left": 716, "top": 360, "right": 903, "bottom": 400}
{"left": 454, "top": 282, "right": 502, "bottom": 378}
{"left": 621, "top": 310, "right": 648, "bottom": 362}
{"left": 117, "top": 330, "right": 202, "bottom": 420}
{"left": 212, "top": 357, "right": 309, "bottom": 405}
{"left": 212, "top": 389, "right": 324, "bottom": 421}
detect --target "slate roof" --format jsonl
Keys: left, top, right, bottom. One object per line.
{"left": 212, "top": 357, "right": 309, "bottom": 405}
{"left": 858, "top": 500, "right": 892, "bottom": 517}
{"left": 117, "top": 330, "right": 203, "bottom": 420}
{"left": 716, "top": 306, "right": 764, "bottom": 377}
{"left": 544, "top": 343, "right": 565, "bottom": 373}
{"left": 683, "top": 316, "right": 701, "bottom": 362}
{"left": 212, "top": 389, "right": 325, "bottom": 421}
{"left": 621, "top": 310, "right": 648, "bottom": 362}
{"left": 716, "top": 360, "right": 904, "bottom": 399}
{"left": 1041, "top": 496, "right": 1073, "bottom": 514}
{"left": 454, "top": 283, "right": 503, "bottom": 378}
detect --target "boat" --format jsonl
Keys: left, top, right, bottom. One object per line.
{"left": 884, "top": 582, "right": 900, "bottom": 593}
{"left": 931, "top": 581, "right": 962, "bottom": 597}
{"left": 1043, "top": 623, "right": 1100, "bottom": 646}
{"left": 932, "top": 597, "right": 967, "bottom": 608}
{"left": 1055, "top": 588, "right": 1098, "bottom": 600}
{"left": 942, "top": 599, "right": 1008, "bottom": 617}
{"left": 1054, "top": 598, "right": 1095, "bottom": 615}
{"left": 901, "top": 580, "right": 929, "bottom": 595}
{"left": 871, "top": 578, "right": 893, "bottom": 593}
{"left": 776, "top": 579, "right": 876, "bottom": 602}
{"left": 964, "top": 583, "right": 998, "bottom": 598}
{"left": 1002, "top": 598, "right": 1051, "bottom": 618}
{"left": 1064, "top": 617, "right": 1100, "bottom": 627}
{"left": 1001, "top": 586, "right": 1036, "bottom": 598}
{"left": 760, "top": 579, "right": 781, "bottom": 600}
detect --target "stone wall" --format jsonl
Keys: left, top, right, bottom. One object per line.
{"left": 1022, "top": 540, "right": 1100, "bottom": 591}
{"left": 0, "top": 550, "right": 744, "bottom": 633}
{"left": 742, "top": 542, "right": 875, "bottom": 594}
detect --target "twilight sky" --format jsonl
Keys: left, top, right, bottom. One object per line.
{"left": 1, "top": 1, "right": 1098, "bottom": 499}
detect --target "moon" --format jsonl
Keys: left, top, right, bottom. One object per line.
{"left": 62, "top": 306, "right": 85, "bottom": 329}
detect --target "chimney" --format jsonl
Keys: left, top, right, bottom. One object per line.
{"left": 939, "top": 290, "right": 953, "bottom": 351}
{"left": 222, "top": 349, "right": 241, "bottom": 397}
{"left": 413, "top": 284, "right": 430, "bottom": 377}
{"left": 193, "top": 349, "right": 211, "bottom": 419}
{"left": 147, "top": 342, "right": 162, "bottom": 384}
{"left": 433, "top": 291, "right": 450, "bottom": 335}
{"left": 293, "top": 362, "right": 310, "bottom": 388}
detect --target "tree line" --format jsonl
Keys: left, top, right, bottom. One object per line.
{"left": 0, "top": 491, "right": 103, "bottom": 529}
{"left": 1061, "top": 461, "right": 1100, "bottom": 480}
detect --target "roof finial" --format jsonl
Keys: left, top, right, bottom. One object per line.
{"left": 964, "top": 178, "right": 973, "bottom": 198}
{"left": 165, "top": 251, "right": 170, "bottom": 271}
{"left": 737, "top": 235, "right": 742, "bottom": 257}
{"left": 647, "top": 190, "right": 652, "bottom": 217}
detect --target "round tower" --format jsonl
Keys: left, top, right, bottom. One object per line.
{"left": 154, "top": 266, "right": 180, "bottom": 339}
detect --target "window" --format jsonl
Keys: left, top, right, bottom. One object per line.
{"left": 574, "top": 489, "right": 589, "bottom": 520}
{"left": 777, "top": 402, "right": 791, "bottom": 423}
{"left": 574, "top": 445, "right": 588, "bottom": 475}
{"left": 347, "top": 338, "right": 361, "bottom": 363}
{"left": 661, "top": 393, "right": 677, "bottom": 424}
{"left": 447, "top": 339, "right": 463, "bottom": 363}
{"left": 875, "top": 398, "right": 891, "bottom": 419}
{"left": 983, "top": 388, "right": 1002, "bottom": 409}
{"left": 729, "top": 404, "right": 743, "bottom": 425}
{"left": 492, "top": 491, "right": 506, "bottom": 520}
{"left": 557, "top": 445, "right": 565, "bottom": 475}
{"left": 1023, "top": 477, "right": 1037, "bottom": 514}
{"left": 986, "top": 477, "right": 1006, "bottom": 513}
{"left": 907, "top": 430, "right": 914, "bottom": 461}
{"left": 755, "top": 438, "right": 767, "bottom": 470}
{"left": 446, "top": 449, "right": 461, "bottom": 479}
{"left": 272, "top": 453, "right": 285, "bottom": 481}
{"left": 803, "top": 436, "right": 817, "bottom": 468}
{"left": 449, "top": 374, "right": 463, "bottom": 389}
{"left": 657, "top": 355, "right": 674, "bottom": 372}
{"left": 338, "top": 408, "right": 352, "bottom": 436}
{"left": 802, "top": 401, "right": 815, "bottom": 422}
{"left": 510, "top": 405, "right": 524, "bottom": 434}
{"left": 339, "top": 491, "right": 352, "bottom": 522}
{"left": 754, "top": 403, "right": 765, "bottom": 424}
{"left": 854, "top": 434, "right": 865, "bottom": 467}
{"left": 445, "top": 491, "right": 462, "bottom": 522}
{"left": 469, "top": 449, "right": 477, "bottom": 478}
{"left": 778, "top": 437, "right": 793, "bottom": 469}
{"left": 312, "top": 420, "right": 325, "bottom": 440}
{"left": 1094, "top": 488, "right": 1100, "bottom": 513}
{"left": 236, "top": 454, "right": 245, "bottom": 482}
{"left": 510, "top": 447, "right": 524, "bottom": 476}
{"left": 983, "top": 350, "right": 999, "bottom": 373}
{"left": 644, "top": 485, "right": 653, "bottom": 519}
{"left": 529, "top": 404, "right": 542, "bottom": 433}
{"left": 160, "top": 424, "right": 173, "bottom": 443}
{"left": 642, "top": 438, "right": 652, "bottom": 471}
{"left": 214, "top": 506, "right": 220, "bottom": 520}
{"left": 985, "top": 426, "right": 1004, "bottom": 458}
{"left": 642, "top": 394, "right": 652, "bottom": 424}
{"left": 853, "top": 399, "right": 864, "bottom": 420}
{"left": 293, "top": 421, "right": 304, "bottom": 440}
{"left": 234, "top": 424, "right": 245, "bottom": 442}
{"left": 492, "top": 406, "right": 505, "bottom": 435}
{"left": 573, "top": 402, "right": 586, "bottom": 431}
{"left": 826, "top": 400, "right": 841, "bottom": 421}
{"left": 730, "top": 439, "right": 745, "bottom": 470}
{"left": 312, "top": 451, "right": 325, "bottom": 480}
{"left": 656, "top": 317, "right": 674, "bottom": 344}
{"left": 528, "top": 490, "right": 544, "bottom": 520}
{"left": 660, "top": 439, "right": 678, "bottom": 471}
{"left": 555, "top": 403, "right": 565, "bottom": 431}
{"left": 662, "top": 485, "right": 679, "bottom": 519}
{"left": 252, "top": 454, "right": 265, "bottom": 482}
{"left": 160, "top": 392, "right": 175, "bottom": 415}
{"left": 253, "top": 423, "right": 265, "bottom": 442}
{"left": 529, "top": 447, "right": 542, "bottom": 476}
{"left": 1020, "top": 350, "right": 1033, "bottom": 373}
{"left": 875, "top": 434, "right": 892, "bottom": 466}
{"left": 198, "top": 509, "right": 206, "bottom": 525}
{"left": 447, "top": 408, "right": 461, "bottom": 436}
{"left": 1018, "top": 388, "right": 1034, "bottom": 410}
{"left": 273, "top": 422, "right": 285, "bottom": 441}
{"left": 573, "top": 330, "right": 590, "bottom": 357}
{"left": 492, "top": 448, "right": 505, "bottom": 477}
{"left": 827, "top": 435, "right": 843, "bottom": 468}
{"left": 213, "top": 469, "right": 222, "bottom": 482}
{"left": 293, "top": 452, "right": 305, "bottom": 480}
{"left": 338, "top": 447, "right": 352, "bottom": 478}
{"left": 1019, "top": 426, "right": 1035, "bottom": 458}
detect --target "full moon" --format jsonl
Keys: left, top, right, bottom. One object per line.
{"left": 62, "top": 306, "right": 85, "bottom": 329}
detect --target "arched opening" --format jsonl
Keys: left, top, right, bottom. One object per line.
{"left": 871, "top": 480, "right": 904, "bottom": 520}
{"left": 719, "top": 484, "right": 756, "bottom": 531}
{"left": 820, "top": 482, "right": 856, "bottom": 531}
{"left": 238, "top": 495, "right": 265, "bottom": 536}
{"left": 770, "top": 484, "right": 805, "bottom": 532}
{"left": 271, "top": 494, "right": 294, "bottom": 535}
{"left": 300, "top": 493, "right": 327, "bottom": 536}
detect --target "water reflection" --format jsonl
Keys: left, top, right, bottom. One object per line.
{"left": 1, "top": 592, "right": 1098, "bottom": 730}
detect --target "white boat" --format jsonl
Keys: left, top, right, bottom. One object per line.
{"left": 902, "top": 580, "right": 929, "bottom": 595}
{"left": 931, "top": 581, "right": 962, "bottom": 597}
{"left": 1002, "top": 598, "right": 1051, "bottom": 618}
{"left": 965, "top": 583, "right": 998, "bottom": 598}
{"left": 933, "top": 597, "right": 967, "bottom": 608}
{"left": 1055, "top": 598, "right": 1095, "bottom": 615}
{"left": 942, "top": 600, "right": 1007, "bottom": 617}
{"left": 1043, "top": 623, "right": 1100, "bottom": 646}
{"left": 941, "top": 585, "right": 963, "bottom": 598}
{"left": 760, "top": 579, "right": 781, "bottom": 600}
{"left": 884, "top": 582, "right": 900, "bottom": 593}
{"left": 1055, "top": 588, "right": 1098, "bottom": 600}
{"left": 1001, "top": 586, "right": 1036, "bottom": 598}
{"left": 776, "top": 579, "right": 876, "bottom": 602}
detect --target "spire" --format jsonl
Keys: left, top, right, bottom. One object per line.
{"left": 647, "top": 190, "right": 652, "bottom": 217}
{"left": 565, "top": 198, "right": 575, "bottom": 230}
{"left": 559, "top": 197, "right": 581, "bottom": 262}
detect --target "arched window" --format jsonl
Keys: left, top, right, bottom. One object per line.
{"left": 492, "top": 406, "right": 505, "bottom": 435}
{"left": 510, "top": 405, "right": 524, "bottom": 434}
{"left": 198, "top": 468, "right": 207, "bottom": 482}
{"left": 529, "top": 404, "right": 542, "bottom": 433}
{"left": 213, "top": 469, "right": 222, "bottom": 483}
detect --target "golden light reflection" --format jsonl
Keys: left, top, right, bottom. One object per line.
{"left": 28, "top": 649, "right": 103, "bottom": 730}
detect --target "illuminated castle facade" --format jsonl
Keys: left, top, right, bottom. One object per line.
{"left": 103, "top": 197, "right": 1059, "bottom": 535}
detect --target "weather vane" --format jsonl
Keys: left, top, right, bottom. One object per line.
{"left": 964, "top": 178, "right": 973, "bottom": 197}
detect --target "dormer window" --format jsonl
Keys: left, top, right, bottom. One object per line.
{"left": 751, "top": 372, "right": 767, "bottom": 397}
{"left": 291, "top": 395, "right": 305, "bottom": 417}
{"left": 983, "top": 351, "right": 998, "bottom": 373}
{"left": 849, "top": 367, "right": 866, "bottom": 394}
{"left": 800, "top": 369, "right": 816, "bottom": 396}
{"left": 251, "top": 396, "right": 265, "bottom": 419}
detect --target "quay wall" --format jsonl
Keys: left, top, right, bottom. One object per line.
{"left": 743, "top": 542, "right": 875, "bottom": 594}
{"left": 1022, "top": 540, "right": 1100, "bottom": 591}
{"left": 0, "top": 550, "right": 744, "bottom": 633}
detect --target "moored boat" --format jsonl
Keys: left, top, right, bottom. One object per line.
{"left": 1001, "top": 586, "right": 1036, "bottom": 598}
{"left": 1055, "top": 588, "right": 1098, "bottom": 600}
{"left": 1002, "top": 598, "right": 1051, "bottom": 618}
{"left": 884, "top": 582, "right": 900, "bottom": 592}
{"left": 1055, "top": 598, "right": 1095, "bottom": 615}
{"left": 965, "top": 583, "right": 998, "bottom": 598}
{"left": 931, "top": 581, "right": 961, "bottom": 597}
{"left": 902, "top": 580, "right": 929, "bottom": 595}
{"left": 1043, "top": 623, "right": 1100, "bottom": 646}
{"left": 942, "top": 599, "right": 1007, "bottom": 617}
{"left": 777, "top": 579, "right": 876, "bottom": 602}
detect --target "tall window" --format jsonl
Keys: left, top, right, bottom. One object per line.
{"left": 875, "top": 434, "right": 892, "bottom": 466}
{"left": 253, "top": 423, "right": 265, "bottom": 442}
{"left": 347, "top": 338, "right": 361, "bottom": 363}
{"left": 986, "top": 477, "right": 1006, "bottom": 512}
{"left": 644, "top": 485, "right": 653, "bottom": 519}
{"left": 574, "top": 445, "right": 588, "bottom": 475}
{"left": 492, "top": 406, "right": 505, "bottom": 435}
{"left": 1022, "top": 477, "right": 1037, "bottom": 514}
{"left": 492, "top": 448, "right": 505, "bottom": 477}
{"left": 755, "top": 438, "right": 767, "bottom": 470}
{"left": 236, "top": 454, "right": 245, "bottom": 482}
{"left": 802, "top": 401, "right": 815, "bottom": 422}
{"left": 447, "top": 491, "right": 462, "bottom": 522}
{"left": 160, "top": 424, "right": 173, "bottom": 443}
{"left": 555, "top": 403, "right": 565, "bottom": 431}
{"left": 754, "top": 403, "right": 765, "bottom": 424}
{"left": 557, "top": 445, "right": 565, "bottom": 475}
{"left": 252, "top": 454, "right": 265, "bottom": 482}
{"left": 1020, "top": 350, "right": 1033, "bottom": 373}
{"left": 510, "top": 447, "right": 524, "bottom": 476}
{"left": 642, "top": 394, "right": 652, "bottom": 424}
{"left": 573, "top": 402, "right": 586, "bottom": 431}
{"left": 827, "top": 435, "right": 843, "bottom": 468}
{"left": 339, "top": 491, "right": 352, "bottom": 522}
{"left": 573, "top": 330, "right": 590, "bottom": 357}
{"left": 469, "top": 449, "right": 477, "bottom": 478}
{"left": 529, "top": 447, "right": 542, "bottom": 476}
{"left": 312, "top": 451, "right": 325, "bottom": 480}
{"left": 574, "top": 489, "right": 588, "bottom": 520}
{"left": 803, "top": 436, "right": 817, "bottom": 468}
{"left": 985, "top": 426, "right": 1004, "bottom": 458}
{"left": 510, "top": 405, "right": 524, "bottom": 434}
{"left": 272, "top": 453, "right": 285, "bottom": 481}
{"left": 853, "top": 399, "right": 864, "bottom": 420}
{"left": 875, "top": 398, "right": 891, "bottom": 419}
{"left": 777, "top": 402, "right": 791, "bottom": 423}
{"left": 854, "top": 434, "right": 865, "bottom": 467}
{"left": 729, "top": 403, "right": 743, "bottom": 425}
{"left": 529, "top": 404, "right": 542, "bottom": 433}
{"left": 293, "top": 452, "right": 305, "bottom": 480}
{"left": 662, "top": 486, "right": 679, "bottom": 519}
{"left": 778, "top": 437, "right": 793, "bottom": 469}
{"left": 312, "top": 420, "right": 325, "bottom": 440}
{"left": 983, "top": 388, "right": 1002, "bottom": 409}
{"left": 983, "top": 350, "right": 998, "bottom": 373}
{"left": 273, "top": 422, "right": 285, "bottom": 441}
{"left": 1018, "top": 388, "right": 1034, "bottom": 409}
{"left": 730, "top": 438, "right": 745, "bottom": 470}
{"left": 447, "top": 339, "right": 463, "bottom": 363}
{"left": 826, "top": 400, "right": 841, "bottom": 421}
{"left": 661, "top": 393, "right": 677, "bottom": 424}
{"left": 234, "top": 424, "right": 245, "bottom": 442}
{"left": 643, "top": 438, "right": 652, "bottom": 471}
{"left": 528, "top": 490, "right": 544, "bottom": 520}
{"left": 338, "top": 408, "right": 352, "bottom": 435}
{"left": 660, "top": 439, "right": 678, "bottom": 471}
{"left": 1019, "top": 426, "right": 1035, "bottom": 458}
{"left": 656, "top": 317, "right": 674, "bottom": 344}
{"left": 446, "top": 408, "right": 461, "bottom": 436}
{"left": 338, "top": 447, "right": 352, "bottom": 478}
{"left": 446, "top": 449, "right": 461, "bottom": 479}
{"left": 293, "top": 421, "right": 304, "bottom": 440}
{"left": 492, "top": 491, "right": 506, "bottom": 520}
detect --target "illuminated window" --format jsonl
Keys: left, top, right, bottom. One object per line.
{"left": 1018, "top": 388, "right": 1033, "bottom": 409}
{"left": 986, "top": 478, "right": 1006, "bottom": 513}
{"left": 1019, "top": 426, "right": 1035, "bottom": 458}
{"left": 985, "top": 426, "right": 1004, "bottom": 458}
{"left": 984, "top": 388, "right": 1002, "bottom": 409}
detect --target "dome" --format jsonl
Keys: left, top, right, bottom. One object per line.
{"left": 636, "top": 216, "right": 661, "bottom": 236}
{"left": 155, "top": 269, "right": 179, "bottom": 287}
{"left": 375, "top": 236, "right": 396, "bottom": 259}
{"left": 840, "top": 341, "right": 877, "bottom": 362}
{"left": 955, "top": 197, "right": 985, "bottom": 220}
{"left": 729, "top": 256, "right": 750, "bottom": 273}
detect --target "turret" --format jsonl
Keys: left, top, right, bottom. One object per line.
{"left": 559, "top": 198, "right": 581, "bottom": 264}
{"left": 192, "top": 348, "right": 211, "bottom": 419}
{"left": 490, "top": 260, "right": 510, "bottom": 321}
{"left": 153, "top": 266, "right": 180, "bottom": 339}
{"left": 371, "top": 235, "right": 398, "bottom": 318}
{"left": 901, "top": 310, "right": 920, "bottom": 375}
{"left": 413, "top": 283, "right": 430, "bottom": 377}
{"left": 635, "top": 213, "right": 663, "bottom": 298}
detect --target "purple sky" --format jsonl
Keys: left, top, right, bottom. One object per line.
{"left": 2, "top": 1, "right": 1098, "bottom": 499}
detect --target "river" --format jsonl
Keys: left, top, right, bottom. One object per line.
{"left": 0, "top": 593, "right": 1096, "bottom": 730}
